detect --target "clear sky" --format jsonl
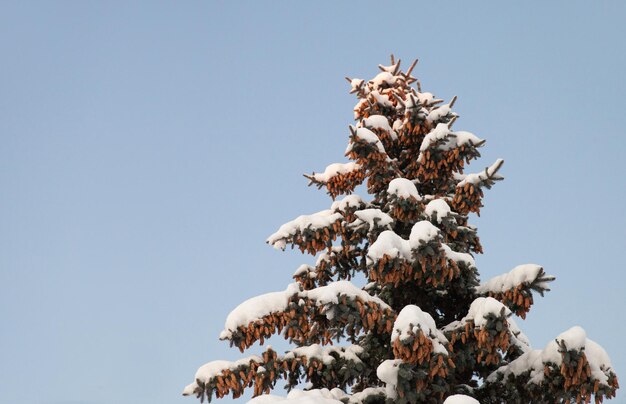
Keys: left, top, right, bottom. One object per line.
{"left": 1, "top": 2, "right": 625, "bottom": 404}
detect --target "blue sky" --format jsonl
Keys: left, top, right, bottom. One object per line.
{"left": 1, "top": 2, "right": 625, "bottom": 403}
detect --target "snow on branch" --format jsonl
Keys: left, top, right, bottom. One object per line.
{"left": 347, "top": 208, "right": 394, "bottom": 241}
{"left": 344, "top": 126, "right": 399, "bottom": 196}
{"left": 387, "top": 178, "right": 421, "bottom": 200}
{"left": 347, "top": 126, "right": 386, "bottom": 154}
{"left": 376, "top": 356, "right": 452, "bottom": 402}
{"left": 330, "top": 195, "right": 367, "bottom": 214}
{"left": 367, "top": 222, "right": 474, "bottom": 288}
{"left": 444, "top": 297, "right": 531, "bottom": 369}
{"left": 248, "top": 386, "right": 389, "bottom": 404}
{"left": 267, "top": 209, "right": 343, "bottom": 253}
{"left": 456, "top": 158, "right": 504, "bottom": 188}
{"left": 292, "top": 264, "right": 319, "bottom": 291}
{"left": 418, "top": 124, "right": 483, "bottom": 162}
{"left": 386, "top": 178, "right": 423, "bottom": 223}
{"left": 425, "top": 97, "right": 457, "bottom": 125}
{"left": 361, "top": 115, "right": 395, "bottom": 136}
{"left": 476, "top": 264, "right": 555, "bottom": 318}
{"left": 412, "top": 124, "right": 484, "bottom": 184}
{"left": 451, "top": 159, "right": 504, "bottom": 215}
{"left": 305, "top": 162, "right": 365, "bottom": 200}
{"left": 358, "top": 115, "right": 398, "bottom": 155}
{"left": 391, "top": 305, "right": 452, "bottom": 378}
{"left": 219, "top": 281, "right": 395, "bottom": 352}
{"left": 182, "top": 354, "right": 263, "bottom": 401}
{"left": 424, "top": 199, "right": 453, "bottom": 224}
{"left": 369, "top": 71, "right": 398, "bottom": 90}
{"left": 249, "top": 389, "right": 344, "bottom": 404}
{"left": 483, "top": 326, "right": 619, "bottom": 403}
{"left": 184, "top": 345, "right": 368, "bottom": 403}
{"left": 443, "top": 395, "right": 480, "bottom": 404}
{"left": 267, "top": 194, "right": 368, "bottom": 254}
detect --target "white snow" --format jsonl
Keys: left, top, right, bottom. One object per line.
{"left": 368, "top": 224, "right": 470, "bottom": 270}
{"left": 248, "top": 395, "right": 286, "bottom": 403}
{"left": 330, "top": 194, "right": 366, "bottom": 212}
{"left": 485, "top": 349, "right": 544, "bottom": 384}
{"left": 220, "top": 285, "right": 299, "bottom": 339}
{"left": 286, "top": 389, "right": 346, "bottom": 402}
{"left": 426, "top": 104, "right": 452, "bottom": 123}
{"left": 362, "top": 115, "right": 394, "bottom": 134}
{"left": 353, "top": 99, "right": 368, "bottom": 119}
{"left": 487, "top": 326, "right": 614, "bottom": 387}
{"left": 419, "top": 124, "right": 451, "bottom": 153}
{"left": 182, "top": 382, "right": 198, "bottom": 396}
{"left": 193, "top": 356, "right": 263, "bottom": 384}
{"left": 312, "top": 162, "right": 361, "bottom": 183}
{"left": 543, "top": 326, "right": 587, "bottom": 362}
{"left": 303, "top": 280, "right": 390, "bottom": 311}
{"left": 349, "top": 78, "right": 365, "bottom": 93}
{"left": 351, "top": 208, "right": 394, "bottom": 231}
{"left": 346, "top": 387, "right": 387, "bottom": 403}
{"left": 476, "top": 264, "right": 545, "bottom": 294}
{"left": 248, "top": 389, "right": 344, "bottom": 404}
{"left": 378, "top": 62, "right": 399, "bottom": 73}
{"left": 444, "top": 297, "right": 510, "bottom": 330}
{"left": 403, "top": 93, "right": 419, "bottom": 111}
{"left": 585, "top": 338, "right": 614, "bottom": 383}
{"left": 283, "top": 344, "right": 364, "bottom": 365}
{"left": 457, "top": 159, "right": 504, "bottom": 187}
{"left": 441, "top": 244, "right": 475, "bottom": 267}
{"left": 293, "top": 264, "right": 315, "bottom": 278}
{"left": 370, "top": 71, "right": 397, "bottom": 88}
{"left": 392, "top": 305, "right": 449, "bottom": 355}
{"left": 353, "top": 126, "right": 386, "bottom": 153}
{"left": 369, "top": 90, "right": 393, "bottom": 107}
{"left": 417, "top": 92, "right": 436, "bottom": 105}
{"left": 443, "top": 395, "right": 480, "bottom": 404}
{"left": 466, "top": 297, "right": 510, "bottom": 328}
{"left": 315, "top": 246, "right": 349, "bottom": 266}
{"left": 409, "top": 220, "right": 440, "bottom": 247}
{"left": 367, "top": 230, "right": 412, "bottom": 263}
{"left": 376, "top": 359, "right": 403, "bottom": 399}
{"left": 419, "top": 124, "right": 483, "bottom": 161}
{"left": 387, "top": 178, "right": 421, "bottom": 200}
{"left": 186, "top": 347, "right": 366, "bottom": 400}
{"left": 219, "top": 281, "right": 390, "bottom": 338}
{"left": 267, "top": 210, "right": 343, "bottom": 250}
{"left": 424, "top": 199, "right": 452, "bottom": 222}
{"left": 450, "top": 131, "right": 483, "bottom": 149}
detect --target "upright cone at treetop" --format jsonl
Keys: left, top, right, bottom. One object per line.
{"left": 183, "top": 56, "right": 619, "bottom": 404}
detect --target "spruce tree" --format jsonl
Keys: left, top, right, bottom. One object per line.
{"left": 183, "top": 57, "right": 619, "bottom": 404}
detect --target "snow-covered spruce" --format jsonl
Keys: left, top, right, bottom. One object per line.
{"left": 443, "top": 297, "right": 531, "bottom": 368}
{"left": 184, "top": 56, "right": 618, "bottom": 403}
{"left": 184, "top": 345, "right": 368, "bottom": 401}
{"left": 451, "top": 159, "right": 504, "bottom": 215}
{"left": 391, "top": 305, "right": 453, "bottom": 384}
{"left": 305, "top": 162, "right": 365, "bottom": 199}
{"left": 246, "top": 387, "right": 390, "bottom": 404}
{"left": 367, "top": 221, "right": 474, "bottom": 288}
{"left": 266, "top": 195, "right": 372, "bottom": 254}
{"left": 267, "top": 209, "right": 343, "bottom": 253}
{"left": 218, "top": 281, "right": 394, "bottom": 351}
{"left": 476, "top": 264, "right": 555, "bottom": 318}
{"left": 385, "top": 178, "right": 424, "bottom": 223}
{"left": 483, "top": 326, "right": 619, "bottom": 403}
